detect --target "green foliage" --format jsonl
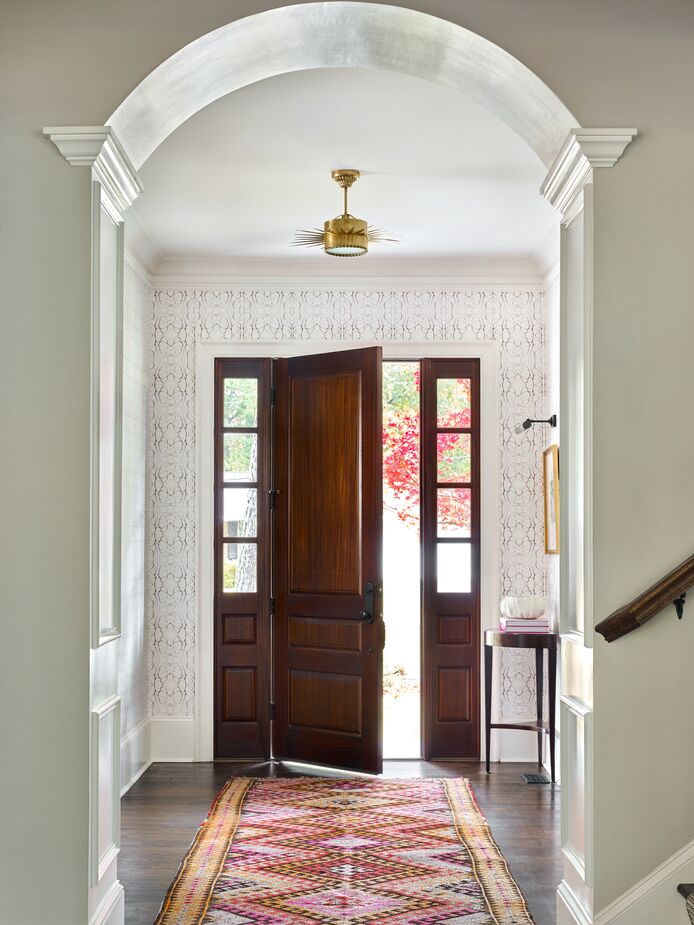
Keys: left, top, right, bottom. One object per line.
{"left": 223, "top": 434, "right": 256, "bottom": 479}
{"left": 383, "top": 362, "right": 419, "bottom": 414}
{"left": 223, "top": 378, "right": 258, "bottom": 427}
{"left": 223, "top": 559, "right": 238, "bottom": 590}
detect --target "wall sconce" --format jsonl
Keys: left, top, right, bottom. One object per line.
{"left": 514, "top": 414, "right": 557, "bottom": 435}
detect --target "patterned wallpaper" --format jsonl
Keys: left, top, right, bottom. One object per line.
{"left": 119, "top": 260, "right": 153, "bottom": 739}
{"left": 145, "top": 284, "right": 551, "bottom": 725}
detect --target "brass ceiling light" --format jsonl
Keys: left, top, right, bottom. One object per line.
{"left": 293, "top": 169, "right": 396, "bottom": 257}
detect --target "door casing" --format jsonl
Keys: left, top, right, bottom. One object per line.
{"left": 196, "top": 340, "right": 500, "bottom": 763}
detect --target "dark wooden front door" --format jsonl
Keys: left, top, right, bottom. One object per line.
{"left": 273, "top": 348, "right": 384, "bottom": 773}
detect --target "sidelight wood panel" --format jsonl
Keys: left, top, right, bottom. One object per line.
{"left": 213, "top": 358, "right": 272, "bottom": 759}
{"left": 422, "top": 358, "right": 481, "bottom": 758}
{"left": 273, "top": 347, "right": 383, "bottom": 773}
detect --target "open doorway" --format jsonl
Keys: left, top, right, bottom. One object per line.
{"left": 382, "top": 359, "right": 481, "bottom": 760}
{"left": 382, "top": 361, "right": 421, "bottom": 758}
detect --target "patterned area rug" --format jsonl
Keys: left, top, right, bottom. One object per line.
{"left": 155, "top": 777, "right": 535, "bottom": 924}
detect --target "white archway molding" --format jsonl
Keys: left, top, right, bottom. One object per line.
{"left": 107, "top": 1, "right": 578, "bottom": 171}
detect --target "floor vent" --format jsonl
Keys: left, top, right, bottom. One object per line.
{"left": 521, "top": 772, "right": 551, "bottom": 784}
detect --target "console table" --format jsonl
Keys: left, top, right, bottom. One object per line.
{"left": 484, "top": 630, "right": 558, "bottom": 782}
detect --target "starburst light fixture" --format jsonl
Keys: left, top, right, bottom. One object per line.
{"left": 292, "top": 169, "right": 397, "bottom": 257}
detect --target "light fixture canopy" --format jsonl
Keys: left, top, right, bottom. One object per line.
{"left": 293, "top": 169, "right": 396, "bottom": 257}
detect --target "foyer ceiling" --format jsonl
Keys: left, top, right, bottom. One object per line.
{"left": 131, "top": 68, "right": 557, "bottom": 271}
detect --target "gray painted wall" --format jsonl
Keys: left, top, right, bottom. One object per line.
{"left": 2, "top": 1, "right": 693, "bottom": 919}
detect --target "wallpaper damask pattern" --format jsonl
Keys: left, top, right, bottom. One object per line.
{"left": 147, "top": 285, "right": 549, "bottom": 723}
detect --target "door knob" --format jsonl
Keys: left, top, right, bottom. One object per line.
{"left": 359, "top": 581, "right": 375, "bottom": 624}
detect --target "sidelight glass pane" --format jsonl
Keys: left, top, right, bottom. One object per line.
{"left": 437, "top": 488, "right": 471, "bottom": 537}
{"left": 223, "top": 488, "right": 257, "bottom": 538}
{"left": 437, "top": 543, "right": 471, "bottom": 593}
{"left": 437, "top": 378, "right": 471, "bottom": 428}
{"left": 222, "top": 543, "right": 257, "bottom": 593}
{"left": 223, "top": 377, "right": 258, "bottom": 428}
{"left": 437, "top": 432, "right": 471, "bottom": 483}
{"left": 223, "top": 433, "right": 257, "bottom": 482}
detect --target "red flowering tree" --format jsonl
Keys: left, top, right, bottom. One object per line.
{"left": 383, "top": 365, "right": 471, "bottom": 534}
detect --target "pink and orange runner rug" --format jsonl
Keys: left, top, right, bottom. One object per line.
{"left": 155, "top": 777, "right": 534, "bottom": 924}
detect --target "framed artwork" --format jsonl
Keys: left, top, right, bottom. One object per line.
{"left": 543, "top": 444, "right": 560, "bottom": 555}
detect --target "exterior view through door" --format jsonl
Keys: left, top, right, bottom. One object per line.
{"left": 214, "top": 348, "right": 480, "bottom": 772}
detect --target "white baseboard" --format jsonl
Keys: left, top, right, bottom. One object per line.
{"left": 557, "top": 880, "right": 592, "bottom": 925}
{"left": 89, "top": 881, "right": 124, "bottom": 925}
{"left": 120, "top": 717, "right": 152, "bottom": 795}
{"left": 151, "top": 716, "right": 196, "bottom": 761}
{"left": 594, "top": 837, "right": 694, "bottom": 925}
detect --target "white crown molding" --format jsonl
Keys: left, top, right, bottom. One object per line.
{"left": 125, "top": 205, "right": 163, "bottom": 275}
{"left": 543, "top": 263, "right": 560, "bottom": 291}
{"left": 541, "top": 128, "right": 637, "bottom": 223}
{"left": 43, "top": 125, "right": 143, "bottom": 222}
{"left": 149, "top": 254, "right": 546, "bottom": 286}
{"left": 124, "top": 248, "right": 155, "bottom": 288}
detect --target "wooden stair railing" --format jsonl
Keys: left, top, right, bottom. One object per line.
{"left": 595, "top": 553, "right": 694, "bottom": 643}
{"left": 677, "top": 884, "right": 694, "bottom": 924}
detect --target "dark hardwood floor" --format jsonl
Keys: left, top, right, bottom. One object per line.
{"left": 120, "top": 761, "right": 560, "bottom": 925}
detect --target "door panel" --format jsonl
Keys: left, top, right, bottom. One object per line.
{"left": 273, "top": 347, "right": 383, "bottom": 773}
{"left": 213, "top": 358, "right": 272, "bottom": 760}
{"left": 289, "top": 372, "right": 361, "bottom": 593}
{"left": 422, "top": 358, "right": 481, "bottom": 758}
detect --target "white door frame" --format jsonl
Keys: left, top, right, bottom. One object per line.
{"left": 194, "top": 340, "right": 500, "bottom": 764}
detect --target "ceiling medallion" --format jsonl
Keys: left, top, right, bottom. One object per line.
{"left": 293, "top": 169, "right": 397, "bottom": 257}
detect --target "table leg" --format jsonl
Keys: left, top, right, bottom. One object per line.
{"left": 548, "top": 645, "right": 557, "bottom": 782}
{"left": 485, "top": 643, "right": 492, "bottom": 773}
{"left": 535, "top": 647, "right": 544, "bottom": 768}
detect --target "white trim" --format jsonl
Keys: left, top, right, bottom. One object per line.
{"left": 581, "top": 185, "right": 595, "bottom": 647}
{"left": 151, "top": 717, "right": 196, "bottom": 761}
{"left": 148, "top": 256, "right": 545, "bottom": 286}
{"left": 195, "top": 340, "right": 500, "bottom": 762}
{"left": 126, "top": 204, "right": 164, "bottom": 273}
{"left": 541, "top": 128, "right": 637, "bottom": 222}
{"left": 154, "top": 273, "right": 546, "bottom": 290}
{"left": 89, "top": 881, "right": 125, "bottom": 925}
{"left": 557, "top": 880, "right": 593, "bottom": 925}
{"left": 560, "top": 697, "right": 593, "bottom": 887}
{"left": 43, "top": 125, "right": 142, "bottom": 223}
{"left": 594, "top": 837, "right": 694, "bottom": 925}
{"left": 90, "top": 188, "right": 124, "bottom": 648}
{"left": 542, "top": 263, "right": 561, "bottom": 292}
{"left": 123, "top": 247, "right": 154, "bottom": 289}
{"left": 90, "top": 696, "right": 121, "bottom": 887}
{"left": 120, "top": 717, "right": 152, "bottom": 796}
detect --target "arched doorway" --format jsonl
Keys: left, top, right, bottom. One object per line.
{"left": 44, "top": 6, "right": 636, "bottom": 924}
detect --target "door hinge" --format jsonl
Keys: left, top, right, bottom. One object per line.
{"left": 270, "top": 596, "right": 275, "bottom": 614}
{"left": 270, "top": 386, "right": 277, "bottom": 405}
{"left": 270, "top": 702, "right": 276, "bottom": 721}
{"left": 268, "top": 488, "right": 279, "bottom": 510}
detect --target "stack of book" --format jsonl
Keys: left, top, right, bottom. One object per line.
{"left": 500, "top": 616, "right": 550, "bottom": 634}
